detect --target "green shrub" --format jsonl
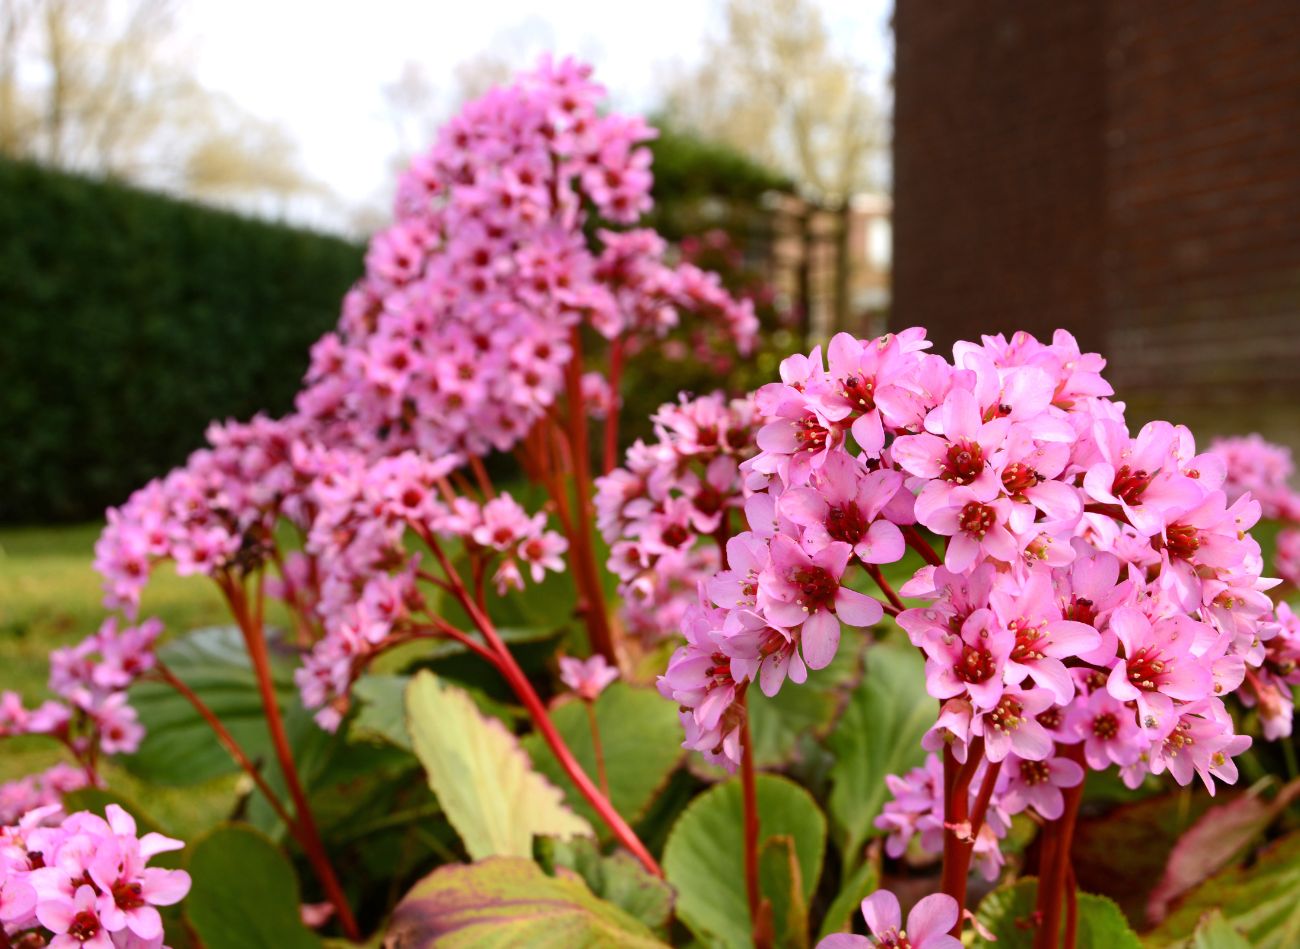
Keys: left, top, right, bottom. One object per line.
{"left": 0, "top": 159, "right": 362, "bottom": 522}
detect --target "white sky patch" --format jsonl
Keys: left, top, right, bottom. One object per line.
{"left": 185, "top": 0, "right": 892, "bottom": 231}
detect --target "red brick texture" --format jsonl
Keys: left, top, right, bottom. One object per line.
{"left": 893, "top": 1, "right": 1300, "bottom": 444}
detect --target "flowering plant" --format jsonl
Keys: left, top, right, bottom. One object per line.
{"left": 5, "top": 56, "right": 1299, "bottom": 949}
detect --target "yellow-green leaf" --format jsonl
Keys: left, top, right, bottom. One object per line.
{"left": 405, "top": 671, "right": 592, "bottom": 859}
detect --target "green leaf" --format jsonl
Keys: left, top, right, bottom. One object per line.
{"left": 1146, "top": 832, "right": 1300, "bottom": 948}
{"left": 759, "top": 835, "right": 809, "bottom": 949}
{"left": 523, "top": 682, "right": 683, "bottom": 828}
{"left": 125, "top": 626, "right": 297, "bottom": 785}
{"left": 352, "top": 674, "right": 411, "bottom": 748}
{"left": 827, "top": 639, "right": 931, "bottom": 866}
{"left": 663, "top": 773, "right": 827, "bottom": 949}
{"left": 535, "top": 835, "right": 675, "bottom": 934}
{"left": 185, "top": 824, "right": 323, "bottom": 949}
{"left": 1191, "top": 910, "right": 1253, "bottom": 949}
{"left": 405, "top": 670, "right": 592, "bottom": 859}
{"left": 386, "top": 855, "right": 669, "bottom": 948}
{"left": 973, "top": 878, "right": 1141, "bottom": 948}
{"left": 816, "top": 857, "right": 878, "bottom": 941}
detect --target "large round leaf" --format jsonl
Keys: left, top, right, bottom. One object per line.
{"left": 663, "top": 773, "right": 827, "bottom": 948}
{"left": 827, "top": 639, "right": 931, "bottom": 866}
{"left": 406, "top": 671, "right": 591, "bottom": 859}
{"left": 523, "top": 682, "right": 683, "bottom": 828}
{"left": 385, "top": 856, "right": 667, "bottom": 948}
{"left": 185, "top": 824, "right": 322, "bottom": 949}
{"left": 125, "top": 626, "right": 298, "bottom": 785}
{"left": 973, "top": 877, "right": 1141, "bottom": 948}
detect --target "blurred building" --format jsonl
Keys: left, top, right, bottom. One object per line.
{"left": 893, "top": 1, "right": 1300, "bottom": 446}
{"left": 758, "top": 191, "right": 893, "bottom": 344}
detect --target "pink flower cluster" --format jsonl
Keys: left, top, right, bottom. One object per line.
{"left": 1209, "top": 433, "right": 1300, "bottom": 592}
{"left": 95, "top": 415, "right": 305, "bottom": 616}
{"left": 92, "top": 58, "right": 757, "bottom": 737}
{"left": 296, "top": 55, "right": 755, "bottom": 461}
{"left": 0, "top": 617, "right": 161, "bottom": 814}
{"left": 294, "top": 449, "right": 570, "bottom": 729}
{"left": 663, "top": 328, "right": 1272, "bottom": 794}
{"left": 596, "top": 393, "right": 759, "bottom": 644}
{"left": 1, "top": 804, "right": 190, "bottom": 948}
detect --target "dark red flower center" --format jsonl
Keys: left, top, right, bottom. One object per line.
{"left": 69, "top": 910, "right": 101, "bottom": 942}
{"left": 1163, "top": 524, "right": 1201, "bottom": 561}
{"left": 1001, "top": 462, "right": 1043, "bottom": 496}
{"left": 1009, "top": 620, "right": 1047, "bottom": 662}
{"left": 1127, "top": 646, "right": 1169, "bottom": 691}
{"left": 1019, "top": 759, "right": 1051, "bottom": 785}
{"left": 942, "top": 440, "right": 985, "bottom": 485}
{"left": 794, "top": 414, "right": 830, "bottom": 453}
{"left": 661, "top": 523, "right": 691, "bottom": 548}
{"left": 1092, "top": 713, "right": 1119, "bottom": 740}
{"left": 825, "top": 503, "right": 868, "bottom": 546}
{"left": 113, "top": 880, "right": 146, "bottom": 911}
{"left": 958, "top": 501, "right": 996, "bottom": 537}
{"left": 791, "top": 565, "right": 837, "bottom": 610}
{"left": 1064, "top": 595, "right": 1097, "bottom": 626}
{"left": 955, "top": 643, "right": 997, "bottom": 684}
{"left": 1112, "top": 465, "right": 1152, "bottom": 505}
{"left": 840, "top": 374, "right": 877, "bottom": 413}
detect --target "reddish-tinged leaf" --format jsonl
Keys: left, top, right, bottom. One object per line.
{"left": 1147, "top": 778, "right": 1300, "bottom": 925}
{"left": 384, "top": 856, "right": 667, "bottom": 948}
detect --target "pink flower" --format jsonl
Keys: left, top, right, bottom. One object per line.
{"left": 997, "top": 753, "right": 1085, "bottom": 820}
{"left": 818, "top": 889, "right": 961, "bottom": 949}
{"left": 779, "top": 452, "right": 905, "bottom": 565}
{"left": 38, "top": 884, "right": 113, "bottom": 949}
{"left": 558, "top": 655, "right": 619, "bottom": 701}
{"left": 1106, "top": 608, "right": 1214, "bottom": 735}
{"left": 919, "top": 608, "right": 1013, "bottom": 710}
{"left": 758, "top": 534, "right": 883, "bottom": 669}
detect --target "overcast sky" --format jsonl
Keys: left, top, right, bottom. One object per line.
{"left": 185, "top": 0, "right": 893, "bottom": 230}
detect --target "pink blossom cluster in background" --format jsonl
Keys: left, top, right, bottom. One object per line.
{"left": 293, "top": 451, "right": 572, "bottom": 728}
{"left": 295, "top": 55, "right": 756, "bottom": 462}
{"left": 0, "top": 804, "right": 190, "bottom": 948}
{"left": 656, "top": 326, "right": 1278, "bottom": 853}
{"left": 89, "top": 58, "right": 758, "bottom": 736}
{"left": 596, "top": 393, "right": 759, "bottom": 644}
{"left": 0, "top": 618, "right": 162, "bottom": 818}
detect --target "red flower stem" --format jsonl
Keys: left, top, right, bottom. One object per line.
{"left": 422, "top": 532, "right": 662, "bottom": 876}
{"left": 903, "top": 524, "right": 943, "bottom": 567}
{"left": 865, "top": 563, "right": 906, "bottom": 613}
{"left": 969, "top": 757, "right": 1003, "bottom": 834}
{"left": 153, "top": 660, "right": 298, "bottom": 831}
{"left": 584, "top": 700, "right": 612, "bottom": 801}
{"left": 739, "top": 694, "right": 764, "bottom": 942}
{"left": 1035, "top": 744, "right": 1086, "bottom": 949}
{"left": 602, "top": 336, "right": 625, "bottom": 474}
{"left": 1065, "top": 863, "right": 1079, "bottom": 949}
{"left": 939, "top": 739, "right": 986, "bottom": 936}
{"left": 562, "top": 328, "right": 616, "bottom": 662}
{"left": 221, "top": 576, "right": 360, "bottom": 941}
{"left": 468, "top": 455, "right": 497, "bottom": 499}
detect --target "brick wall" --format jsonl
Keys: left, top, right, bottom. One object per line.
{"left": 894, "top": 0, "right": 1300, "bottom": 446}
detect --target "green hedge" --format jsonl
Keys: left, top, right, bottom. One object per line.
{"left": 0, "top": 159, "right": 363, "bottom": 523}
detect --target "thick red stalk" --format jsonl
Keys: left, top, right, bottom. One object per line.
{"left": 903, "top": 524, "right": 944, "bottom": 567}
{"left": 222, "top": 578, "right": 360, "bottom": 941}
{"left": 1034, "top": 744, "right": 1087, "bottom": 949}
{"left": 559, "top": 341, "right": 617, "bottom": 662}
{"left": 865, "top": 563, "right": 906, "bottom": 613}
{"left": 602, "top": 336, "right": 625, "bottom": 474}
{"left": 939, "top": 739, "right": 989, "bottom": 936}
